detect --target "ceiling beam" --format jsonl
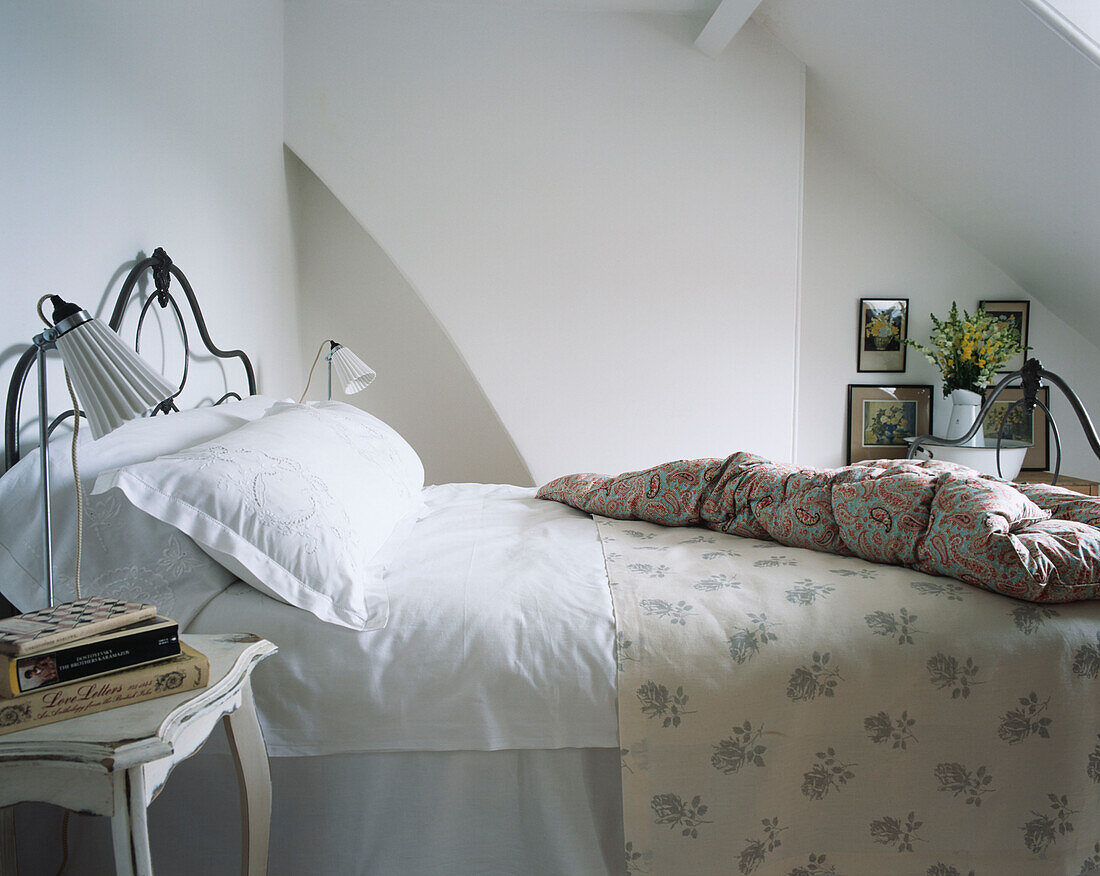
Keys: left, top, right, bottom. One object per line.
{"left": 1020, "top": 0, "right": 1100, "bottom": 69}
{"left": 695, "top": 0, "right": 764, "bottom": 58}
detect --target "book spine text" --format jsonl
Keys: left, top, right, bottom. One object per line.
{"left": 0, "top": 645, "right": 209, "bottom": 735}
{"left": 3, "top": 625, "right": 181, "bottom": 697}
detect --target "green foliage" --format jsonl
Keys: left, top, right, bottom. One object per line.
{"left": 906, "top": 301, "right": 1024, "bottom": 395}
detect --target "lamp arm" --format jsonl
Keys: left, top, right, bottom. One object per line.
{"left": 326, "top": 341, "right": 344, "bottom": 401}
{"left": 299, "top": 339, "right": 337, "bottom": 404}
{"left": 36, "top": 343, "right": 54, "bottom": 608}
{"left": 5, "top": 345, "right": 39, "bottom": 472}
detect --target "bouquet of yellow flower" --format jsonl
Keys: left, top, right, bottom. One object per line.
{"left": 906, "top": 302, "right": 1024, "bottom": 396}
{"left": 864, "top": 311, "right": 901, "bottom": 350}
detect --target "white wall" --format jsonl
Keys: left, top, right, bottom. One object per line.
{"left": 798, "top": 122, "right": 1100, "bottom": 481}
{"left": 11, "top": 1, "right": 1089, "bottom": 489}
{"left": 286, "top": 149, "right": 533, "bottom": 485}
{"left": 0, "top": 0, "right": 301, "bottom": 462}
{"left": 285, "top": 1, "right": 806, "bottom": 484}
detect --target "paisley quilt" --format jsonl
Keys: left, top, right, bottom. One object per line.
{"left": 538, "top": 453, "right": 1100, "bottom": 603}
{"left": 599, "top": 516, "right": 1100, "bottom": 875}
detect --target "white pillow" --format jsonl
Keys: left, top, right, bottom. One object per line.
{"left": 0, "top": 395, "right": 280, "bottom": 620}
{"left": 94, "top": 402, "right": 425, "bottom": 631}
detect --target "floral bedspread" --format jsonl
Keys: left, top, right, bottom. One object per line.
{"left": 599, "top": 516, "right": 1100, "bottom": 875}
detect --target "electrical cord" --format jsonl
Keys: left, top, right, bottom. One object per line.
{"left": 298, "top": 339, "right": 334, "bottom": 403}
{"left": 56, "top": 811, "right": 71, "bottom": 875}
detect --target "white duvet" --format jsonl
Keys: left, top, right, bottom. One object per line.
{"left": 188, "top": 483, "right": 619, "bottom": 755}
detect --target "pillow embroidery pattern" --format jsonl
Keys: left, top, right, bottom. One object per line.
{"left": 0, "top": 396, "right": 279, "bottom": 618}
{"left": 193, "top": 449, "right": 354, "bottom": 550}
{"left": 298, "top": 407, "right": 415, "bottom": 501}
{"left": 263, "top": 402, "right": 423, "bottom": 503}
{"left": 181, "top": 443, "right": 361, "bottom": 577}
{"left": 96, "top": 401, "right": 425, "bottom": 630}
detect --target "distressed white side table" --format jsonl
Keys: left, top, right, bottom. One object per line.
{"left": 0, "top": 633, "right": 276, "bottom": 876}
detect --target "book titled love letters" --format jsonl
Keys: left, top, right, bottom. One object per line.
{"left": 0, "top": 642, "right": 209, "bottom": 736}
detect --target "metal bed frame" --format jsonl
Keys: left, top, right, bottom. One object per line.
{"left": 4, "top": 247, "right": 256, "bottom": 473}
{"left": 906, "top": 357, "right": 1100, "bottom": 481}
{"left": 0, "top": 249, "right": 257, "bottom": 619}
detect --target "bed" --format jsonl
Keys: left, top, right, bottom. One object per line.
{"left": 1, "top": 251, "right": 1098, "bottom": 875}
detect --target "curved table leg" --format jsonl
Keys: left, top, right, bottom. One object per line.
{"left": 223, "top": 683, "right": 271, "bottom": 876}
{"left": 111, "top": 768, "right": 153, "bottom": 876}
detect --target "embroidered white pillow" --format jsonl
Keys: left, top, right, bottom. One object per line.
{"left": 94, "top": 402, "right": 425, "bottom": 630}
{"left": 0, "top": 395, "right": 279, "bottom": 619}
{"left": 262, "top": 400, "right": 425, "bottom": 499}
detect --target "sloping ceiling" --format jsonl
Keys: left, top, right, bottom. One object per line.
{"left": 365, "top": 0, "right": 1099, "bottom": 339}
{"left": 754, "top": 0, "right": 1100, "bottom": 339}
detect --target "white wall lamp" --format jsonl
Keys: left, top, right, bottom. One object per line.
{"left": 300, "top": 340, "right": 375, "bottom": 402}
{"left": 33, "top": 295, "right": 175, "bottom": 607}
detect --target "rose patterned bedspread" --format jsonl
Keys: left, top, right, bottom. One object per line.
{"left": 538, "top": 452, "right": 1100, "bottom": 603}
{"left": 598, "top": 516, "right": 1100, "bottom": 875}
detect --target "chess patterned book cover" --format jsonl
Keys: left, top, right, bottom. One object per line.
{"left": 0, "top": 642, "right": 209, "bottom": 736}
{"left": 0, "top": 616, "right": 180, "bottom": 698}
{"left": 0, "top": 597, "right": 157, "bottom": 657}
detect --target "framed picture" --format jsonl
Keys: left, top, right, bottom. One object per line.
{"left": 857, "top": 298, "right": 909, "bottom": 373}
{"left": 981, "top": 385, "right": 1050, "bottom": 471}
{"left": 978, "top": 299, "right": 1029, "bottom": 373}
{"left": 846, "top": 384, "right": 934, "bottom": 464}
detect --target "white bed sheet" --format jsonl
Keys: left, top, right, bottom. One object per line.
{"left": 188, "top": 483, "right": 619, "bottom": 755}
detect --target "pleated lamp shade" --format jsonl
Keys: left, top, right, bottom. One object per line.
{"left": 329, "top": 344, "right": 376, "bottom": 395}
{"left": 54, "top": 314, "right": 176, "bottom": 439}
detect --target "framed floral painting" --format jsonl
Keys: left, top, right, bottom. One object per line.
{"left": 857, "top": 298, "right": 909, "bottom": 373}
{"left": 847, "top": 384, "right": 933, "bottom": 464}
{"left": 978, "top": 299, "right": 1029, "bottom": 373}
{"left": 981, "top": 385, "right": 1049, "bottom": 471}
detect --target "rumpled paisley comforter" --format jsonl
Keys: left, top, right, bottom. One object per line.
{"left": 539, "top": 452, "right": 1100, "bottom": 603}
{"left": 539, "top": 455, "right": 1100, "bottom": 874}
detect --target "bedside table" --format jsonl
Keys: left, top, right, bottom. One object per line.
{"left": 0, "top": 633, "right": 276, "bottom": 876}
{"left": 1014, "top": 470, "right": 1100, "bottom": 496}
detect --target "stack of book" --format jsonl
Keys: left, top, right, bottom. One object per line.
{"left": 0, "top": 596, "right": 209, "bottom": 736}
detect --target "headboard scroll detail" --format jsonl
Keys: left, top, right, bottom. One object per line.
{"left": 5, "top": 248, "right": 257, "bottom": 472}
{"left": 906, "top": 357, "right": 1100, "bottom": 483}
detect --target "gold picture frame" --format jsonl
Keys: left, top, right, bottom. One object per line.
{"left": 847, "top": 384, "right": 933, "bottom": 465}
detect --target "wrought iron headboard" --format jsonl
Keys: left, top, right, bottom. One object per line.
{"left": 4, "top": 247, "right": 257, "bottom": 471}
{"left": 906, "top": 358, "right": 1100, "bottom": 483}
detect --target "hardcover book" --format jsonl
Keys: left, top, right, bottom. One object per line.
{"left": 0, "top": 597, "right": 157, "bottom": 657}
{"left": 0, "top": 616, "right": 180, "bottom": 698}
{"left": 0, "top": 642, "right": 209, "bottom": 736}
